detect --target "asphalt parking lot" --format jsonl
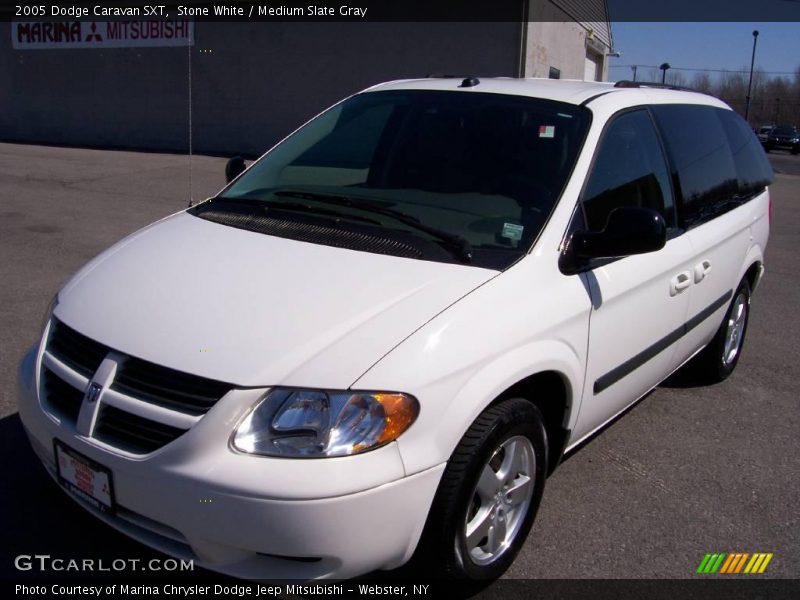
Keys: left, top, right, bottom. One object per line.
{"left": 0, "top": 143, "right": 798, "bottom": 583}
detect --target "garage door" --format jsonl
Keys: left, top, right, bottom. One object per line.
{"left": 584, "top": 55, "right": 599, "bottom": 81}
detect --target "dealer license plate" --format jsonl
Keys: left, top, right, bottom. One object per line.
{"left": 54, "top": 440, "right": 116, "bottom": 513}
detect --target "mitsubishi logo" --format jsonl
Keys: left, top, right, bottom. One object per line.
{"left": 85, "top": 382, "right": 103, "bottom": 404}
{"left": 85, "top": 22, "right": 103, "bottom": 42}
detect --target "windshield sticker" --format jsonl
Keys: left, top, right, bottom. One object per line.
{"left": 502, "top": 222, "right": 524, "bottom": 241}
{"left": 539, "top": 125, "right": 555, "bottom": 138}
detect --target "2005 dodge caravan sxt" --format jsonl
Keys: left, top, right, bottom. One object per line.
{"left": 18, "top": 78, "right": 772, "bottom": 580}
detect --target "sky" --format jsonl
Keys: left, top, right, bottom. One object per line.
{"left": 608, "top": 22, "right": 800, "bottom": 83}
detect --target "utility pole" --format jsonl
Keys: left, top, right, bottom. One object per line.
{"left": 745, "top": 30, "right": 759, "bottom": 122}
{"left": 631, "top": 65, "right": 637, "bottom": 82}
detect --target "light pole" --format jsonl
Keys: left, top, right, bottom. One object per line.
{"left": 745, "top": 30, "right": 759, "bottom": 122}
{"left": 631, "top": 65, "right": 638, "bottom": 82}
{"left": 659, "top": 63, "right": 671, "bottom": 84}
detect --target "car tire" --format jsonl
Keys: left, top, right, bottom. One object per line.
{"left": 409, "top": 398, "right": 548, "bottom": 580}
{"left": 686, "top": 278, "right": 751, "bottom": 384}
{"left": 791, "top": 145, "right": 799, "bottom": 155}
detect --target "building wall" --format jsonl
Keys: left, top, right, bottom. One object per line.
{"left": 524, "top": 0, "right": 611, "bottom": 81}
{"left": 549, "top": 0, "right": 612, "bottom": 48}
{"left": 0, "top": 22, "right": 522, "bottom": 156}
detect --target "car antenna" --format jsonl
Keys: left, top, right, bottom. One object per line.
{"left": 187, "top": 44, "right": 194, "bottom": 208}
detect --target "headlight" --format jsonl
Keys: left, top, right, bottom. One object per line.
{"left": 232, "top": 388, "right": 419, "bottom": 458}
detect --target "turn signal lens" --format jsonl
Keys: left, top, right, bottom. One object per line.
{"left": 374, "top": 393, "right": 419, "bottom": 445}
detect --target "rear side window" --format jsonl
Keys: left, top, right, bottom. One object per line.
{"left": 717, "top": 109, "right": 774, "bottom": 198}
{"left": 651, "top": 105, "right": 739, "bottom": 228}
{"left": 581, "top": 109, "right": 675, "bottom": 232}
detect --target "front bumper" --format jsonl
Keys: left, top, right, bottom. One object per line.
{"left": 767, "top": 140, "right": 798, "bottom": 149}
{"left": 17, "top": 347, "right": 444, "bottom": 580}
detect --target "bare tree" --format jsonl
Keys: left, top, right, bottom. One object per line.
{"left": 692, "top": 72, "right": 713, "bottom": 93}
{"left": 717, "top": 69, "right": 748, "bottom": 113}
{"left": 666, "top": 70, "right": 686, "bottom": 87}
{"left": 614, "top": 63, "right": 800, "bottom": 126}
{"left": 766, "top": 77, "right": 792, "bottom": 125}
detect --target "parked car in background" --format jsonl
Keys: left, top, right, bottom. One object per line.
{"left": 18, "top": 78, "right": 773, "bottom": 582}
{"left": 757, "top": 125, "right": 775, "bottom": 146}
{"left": 765, "top": 125, "right": 800, "bottom": 154}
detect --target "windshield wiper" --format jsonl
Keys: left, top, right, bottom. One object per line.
{"left": 204, "top": 195, "right": 382, "bottom": 226}
{"left": 273, "top": 190, "right": 474, "bottom": 263}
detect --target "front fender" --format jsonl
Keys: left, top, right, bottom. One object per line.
{"left": 360, "top": 338, "right": 585, "bottom": 476}
{"left": 353, "top": 256, "right": 591, "bottom": 476}
{"left": 424, "top": 340, "right": 583, "bottom": 467}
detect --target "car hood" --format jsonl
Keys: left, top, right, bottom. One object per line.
{"left": 55, "top": 212, "right": 496, "bottom": 388}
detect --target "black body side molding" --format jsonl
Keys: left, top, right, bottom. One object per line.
{"left": 594, "top": 290, "right": 733, "bottom": 394}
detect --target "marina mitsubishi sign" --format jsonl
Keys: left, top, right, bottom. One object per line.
{"left": 12, "top": 20, "right": 194, "bottom": 49}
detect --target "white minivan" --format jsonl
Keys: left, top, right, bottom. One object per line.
{"left": 18, "top": 78, "right": 772, "bottom": 581}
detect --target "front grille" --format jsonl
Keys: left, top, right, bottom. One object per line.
{"left": 43, "top": 318, "right": 233, "bottom": 453}
{"left": 41, "top": 368, "right": 84, "bottom": 423}
{"left": 111, "top": 357, "right": 231, "bottom": 416}
{"left": 94, "top": 405, "right": 186, "bottom": 454}
{"left": 48, "top": 320, "right": 109, "bottom": 378}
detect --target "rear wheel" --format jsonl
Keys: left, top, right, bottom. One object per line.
{"left": 410, "top": 398, "right": 548, "bottom": 580}
{"left": 686, "top": 279, "right": 751, "bottom": 383}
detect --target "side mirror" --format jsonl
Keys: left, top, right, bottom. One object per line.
{"left": 225, "top": 156, "right": 247, "bottom": 183}
{"left": 562, "top": 207, "right": 666, "bottom": 273}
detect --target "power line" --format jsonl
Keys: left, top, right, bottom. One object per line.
{"left": 609, "top": 64, "right": 798, "bottom": 75}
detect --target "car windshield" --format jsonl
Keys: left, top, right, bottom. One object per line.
{"left": 773, "top": 127, "right": 797, "bottom": 135}
{"left": 206, "top": 90, "right": 591, "bottom": 270}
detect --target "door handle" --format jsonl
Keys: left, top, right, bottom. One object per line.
{"left": 670, "top": 271, "right": 692, "bottom": 296}
{"left": 694, "top": 260, "right": 712, "bottom": 283}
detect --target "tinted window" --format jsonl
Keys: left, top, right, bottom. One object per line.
{"left": 717, "top": 109, "right": 774, "bottom": 198}
{"left": 651, "top": 105, "right": 738, "bottom": 228}
{"left": 292, "top": 103, "right": 395, "bottom": 176}
{"left": 218, "top": 91, "right": 591, "bottom": 269}
{"left": 582, "top": 110, "right": 675, "bottom": 232}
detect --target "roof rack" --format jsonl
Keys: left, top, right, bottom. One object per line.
{"left": 425, "top": 74, "right": 481, "bottom": 88}
{"left": 614, "top": 80, "right": 698, "bottom": 93}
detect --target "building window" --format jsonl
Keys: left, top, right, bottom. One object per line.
{"left": 549, "top": 67, "right": 561, "bottom": 80}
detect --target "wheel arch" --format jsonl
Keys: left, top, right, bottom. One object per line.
{"left": 492, "top": 371, "right": 572, "bottom": 475}
{"left": 743, "top": 259, "right": 764, "bottom": 294}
